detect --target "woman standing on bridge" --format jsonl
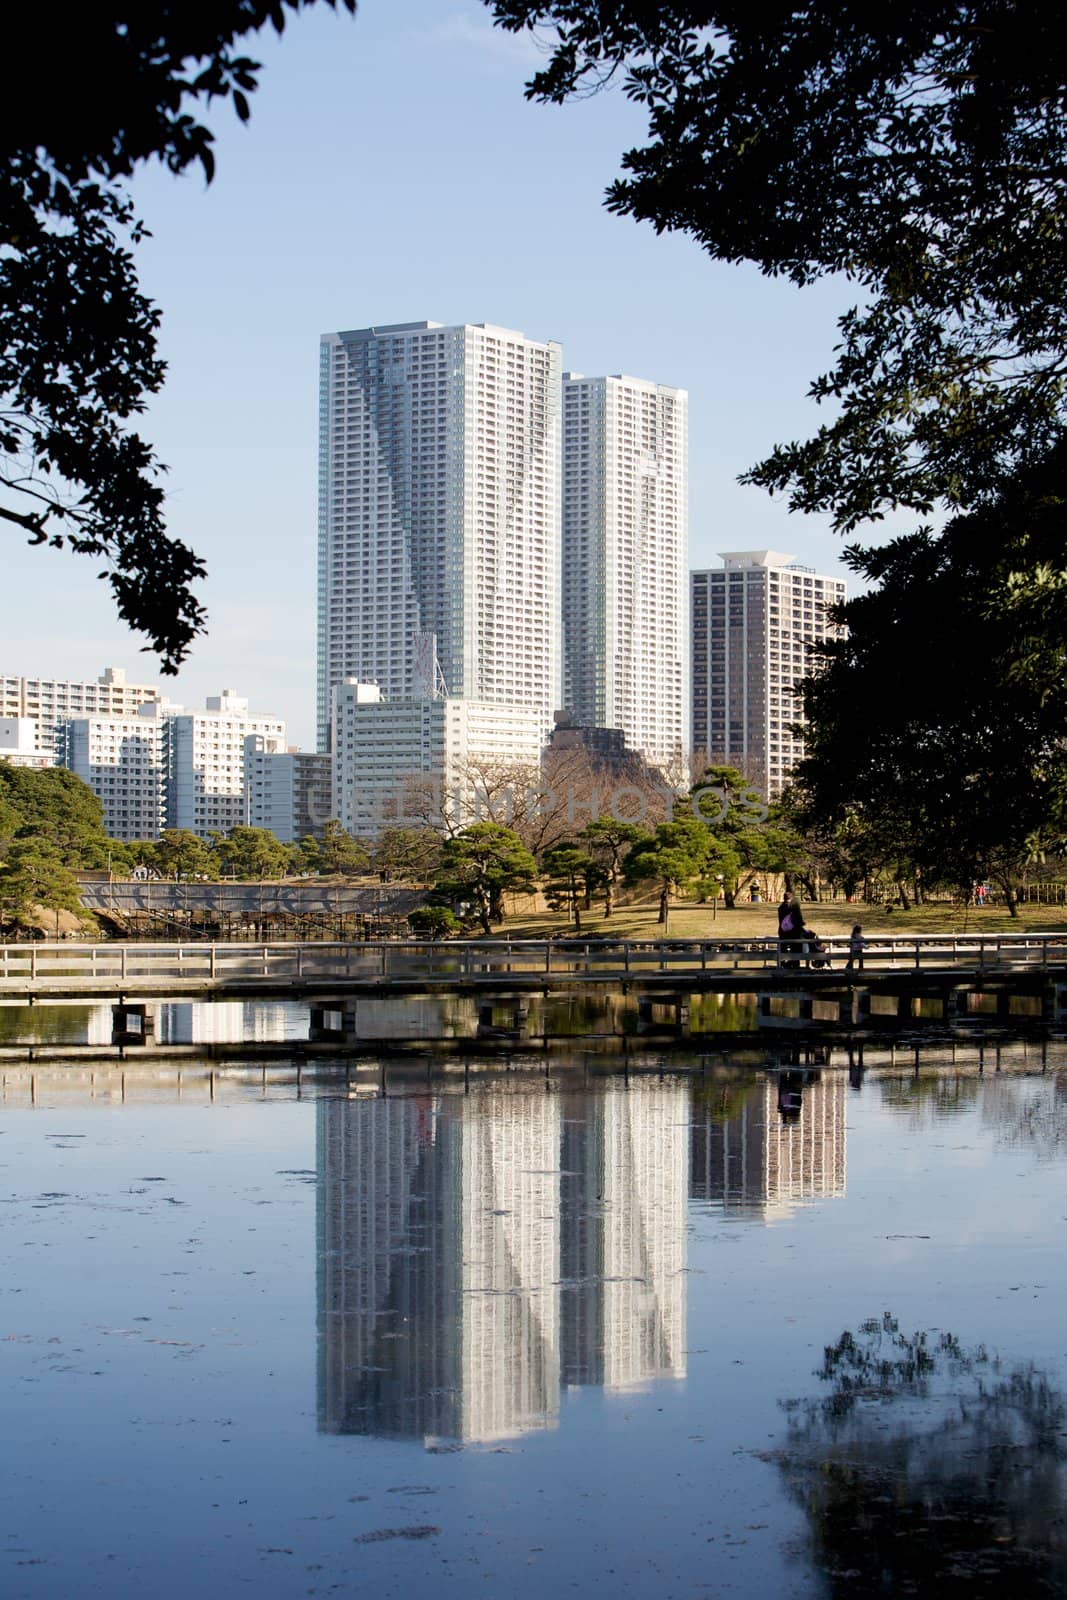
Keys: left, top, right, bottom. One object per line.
{"left": 777, "top": 892, "right": 803, "bottom": 968}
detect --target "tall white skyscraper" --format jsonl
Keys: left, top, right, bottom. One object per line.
{"left": 691, "top": 551, "right": 846, "bottom": 798}
{"left": 317, "top": 321, "right": 562, "bottom": 753}
{"left": 562, "top": 374, "right": 688, "bottom": 772}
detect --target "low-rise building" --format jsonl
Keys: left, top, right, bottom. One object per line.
{"left": 0, "top": 666, "right": 163, "bottom": 757}
{"left": 63, "top": 703, "right": 171, "bottom": 840}
{"left": 245, "top": 746, "right": 332, "bottom": 843}
{"left": 0, "top": 716, "right": 54, "bottom": 769}
{"left": 167, "top": 691, "right": 285, "bottom": 838}
{"left": 331, "top": 680, "right": 545, "bottom": 839}
{"left": 60, "top": 690, "right": 285, "bottom": 842}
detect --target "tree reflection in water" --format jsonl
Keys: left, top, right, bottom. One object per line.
{"left": 770, "top": 1314, "right": 1067, "bottom": 1597}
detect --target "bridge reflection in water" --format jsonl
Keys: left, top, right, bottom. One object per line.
{"left": 315, "top": 1073, "right": 849, "bottom": 1445}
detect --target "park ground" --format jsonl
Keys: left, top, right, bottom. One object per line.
{"left": 499, "top": 898, "right": 1067, "bottom": 942}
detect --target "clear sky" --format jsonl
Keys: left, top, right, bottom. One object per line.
{"left": 4, "top": 0, "right": 885, "bottom": 750}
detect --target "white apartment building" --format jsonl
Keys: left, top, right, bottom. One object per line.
{"left": 62, "top": 691, "right": 285, "bottom": 842}
{"left": 64, "top": 702, "right": 171, "bottom": 840}
{"left": 245, "top": 747, "right": 332, "bottom": 843}
{"left": 563, "top": 374, "right": 688, "bottom": 773}
{"left": 332, "top": 679, "right": 544, "bottom": 839}
{"left": 691, "top": 551, "right": 847, "bottom": 799}
{"left": 0, "top": 666, "right": 162, "bottom": 756}
{"left": 168, "top": 691, "right": 285, "bottom": 838}
{"left": 317, "top": 320, "right": 562, "bottom": 759}
{"left": 0, "top": 717, "right": 53, "bottom": 769}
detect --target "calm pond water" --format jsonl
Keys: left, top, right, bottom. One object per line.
{"left": 1, "top": 1040, "right": 1066, "bottom": 1599}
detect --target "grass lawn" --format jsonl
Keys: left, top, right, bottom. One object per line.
{"left": 492, "top": 898, "right": 1067, "bottom": 942}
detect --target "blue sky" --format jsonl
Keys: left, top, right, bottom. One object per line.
{"left": 6, "top": 0, "right": 880, "bottom": 749}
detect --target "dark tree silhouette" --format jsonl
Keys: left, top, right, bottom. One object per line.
{"left": 1, "top": 1, "right": 356, "bottom": 669}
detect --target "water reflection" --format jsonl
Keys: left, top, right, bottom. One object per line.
{"left": 316, "top": 1082, "right": 688, "bottom": 1445}
{"left": 691, "top": 1071, "right": 847, "bottom": 1218}
{"left": 773, "top": 1314, "right": 1067, "bottom": 1598}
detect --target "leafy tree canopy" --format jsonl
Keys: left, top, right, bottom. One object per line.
{"left": 489, "top": 1, "right": 1067, "bottom": 527}
{"left": 318, "top": 818, "right": 370, "bottom": 877}
{"left": 433, "top": 823, "right": 538, "bottom": 936}
{"left": 690, "top": 765, "right": 802, "bottom": 904}
{"left": 153, "top": 828, "right": 220, "bottom": 879}
{"left": 2, "top": 0, "right": 356, "bottom": 669}
{"left": 0, "top": 838, "right": 88, "bottom": 930}
{"left": 407, "top": 905, "right": 460, "bottom": 939}
{"left": 0, "top": 764, "right": 111, "bottom": 868}
{"left": 542, "top": 841, "right": 598, "bottom": 930}
{"left": 623, "top": 815, "right": 712, "bottom": 927}
{"left": 790, "top": 444, "right": 1067, "bottom": 910}
{"left": 211, "top": 824, "right": 291, "bottom": 880}
{"left": 580, "top": 817, "right": 648, "bottom": 916}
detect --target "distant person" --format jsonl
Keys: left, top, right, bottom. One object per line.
{"left": 844, "top": 924, "right": 867, "bottom": 973}
{"left": 777, "top": 892, "right": 802, "bottom": 967}
{"left": 799, "top": 925, "right": 831, "bottom": 968}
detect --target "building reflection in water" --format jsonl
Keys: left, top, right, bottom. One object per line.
{"left": 691, "top": 1073, "right": 847, "bottom": 1219}
{"left": 560, "top": 1085, "right": 687, "bottom": 1392}
{"left": 317, "top": 1081, "right": 688, "bottom": 1445}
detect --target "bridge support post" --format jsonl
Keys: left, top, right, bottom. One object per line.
{"left": 1043, "top": 981, "right": 1067, "bottom": 1026}
{"left": 112, "top": 1003, "right": 154, "bottom": 1046}
{"left": 309, "top": 999, "right": 357, "bottom": 1043}
{"left": 476, "top": 995, "right": 531, "bottom": 1042}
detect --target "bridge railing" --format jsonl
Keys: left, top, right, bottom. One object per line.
{"left": 2, "top": 932, "right": 1067, "bottom": 987}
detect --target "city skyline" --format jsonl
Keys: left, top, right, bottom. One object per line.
{"left": 0, "top": 0, "right": 863, "bottom": 751}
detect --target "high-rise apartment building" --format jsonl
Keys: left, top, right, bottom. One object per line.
{"left": 560, "top": 1082, "right": 687, "bottom": 1391}
{"left": 317, "top": 321, "right": 562, "bottom": 753}
{"left": 0, "top": 666, "right": 162, "bottom": 757}
{"left": 316, "top": 1084, "right": 688, "bottom": 1443}
{"left": 317, "top": 1092, "right": 561, "bottom": 1443}
{"left": 562, "top": 375, "right": 688, "bottom": 773}
{"left": 691, "top": 552, "right": 846, "bottom": 798}
{"left": 691, "top": 1075, "right": 847, "bottom": 1220}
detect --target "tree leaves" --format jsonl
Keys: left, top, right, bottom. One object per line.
{"left": 1, "top": 2, "right": 357, "bottom": 668}
{"left": 489, "top": 1, "right": 1067, "bottom": 521}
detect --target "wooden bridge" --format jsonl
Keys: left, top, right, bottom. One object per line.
{"left": 3, "top": 933, "right": 1067, "bottom": 999}
{"left": 2, "top": 935, "right": 1067, "bottom": 1048}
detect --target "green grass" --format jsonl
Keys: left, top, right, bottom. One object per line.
{"left": 491, "top": 899, "right": 1067, "bottom": 942}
